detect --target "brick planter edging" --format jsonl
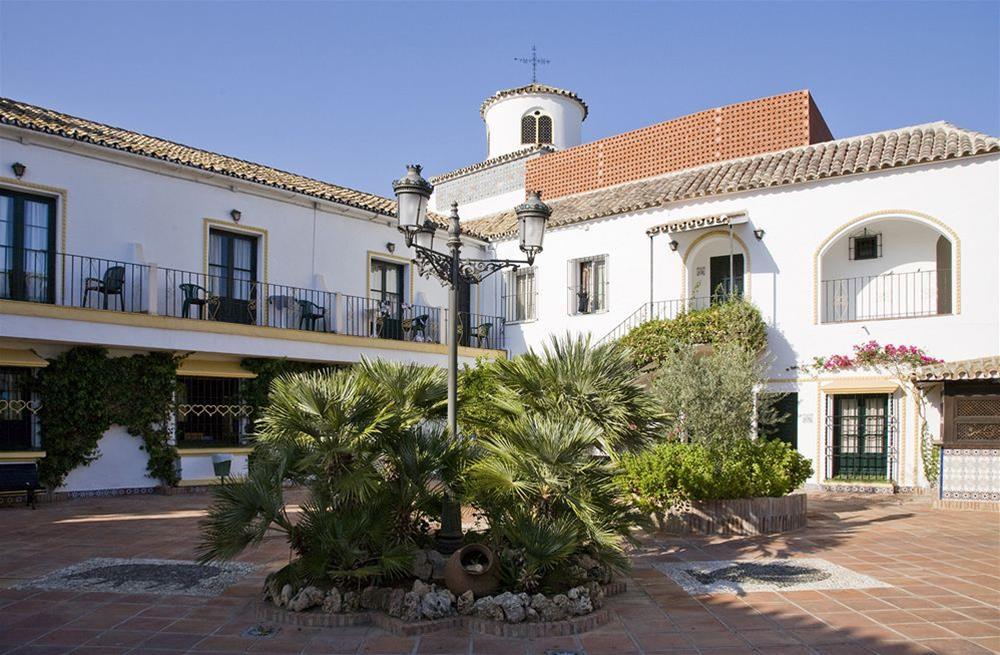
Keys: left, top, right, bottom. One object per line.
{"left": 654, "top": 493, "right": 807, "bottom": 536}
{"left": 254, "top": 581, "right": 626, "bottom": 636}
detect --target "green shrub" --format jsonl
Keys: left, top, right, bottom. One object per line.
{"left": 619, "top": 299, "right": 767, "bottom": 368}
{"left": 617, "top": 439, "right": 812, "bottom": 512}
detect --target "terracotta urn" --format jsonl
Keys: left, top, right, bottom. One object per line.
{"left": 443, "top": 543, "right": 501, "bottom": 598}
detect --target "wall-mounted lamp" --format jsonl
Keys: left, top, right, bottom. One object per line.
{"left": 386, "top": 242, "right": 396, "bottom": 254}
{"left": 668, "top": 240, "right": 679, "bottom": 251}
{"left": 753, "top": 228, "right": 765, "bottom": 240}
{"left": 11, "top": 162, "right": 26, "bottom": 179}
{"left": 230, "top": 209, "right": 242, "bottom": 223}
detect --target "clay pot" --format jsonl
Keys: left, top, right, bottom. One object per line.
{"left": 443, "top": 543, "right": 501, "bottom": 598}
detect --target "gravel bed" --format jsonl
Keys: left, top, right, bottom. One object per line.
{"left": 15, "top": 557, "right": 255, "bottom": 596}
{"left": 653, "top": 558, "right": 890, "bottom": 595}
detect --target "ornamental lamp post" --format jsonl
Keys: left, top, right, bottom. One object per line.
{"left": 392, "top": 165, "right": 551, "bottom": 553}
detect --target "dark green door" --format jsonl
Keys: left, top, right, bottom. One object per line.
{"left": 832, "top": 394, "right": 888, "bottom": 479}
{"left": 709, "top": 254, "right": 744, "bottom": 302}
{"left": 0, "top": 189, "right": 56, "bottom": 303}
{"left": 370, "top": 259, "right": 405, "bottom": 340}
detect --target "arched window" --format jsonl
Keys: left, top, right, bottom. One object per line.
{"left": 521, "top": 110, "right": 553, "bottom": 145}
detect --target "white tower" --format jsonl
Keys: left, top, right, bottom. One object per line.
{"left": 480, "top": 83, "right": 587, "bottom": 159}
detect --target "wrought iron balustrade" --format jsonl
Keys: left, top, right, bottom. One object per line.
{"left": 342, "top": 295, "right": 444, "bottom": 344}
{"left": 455, "top": 311, "right": 505, "bottom": 350}
{"left": 599, "top": 296, "right": 715, "bottom": 343}
{"left": 821, "top": 269, "right": 949, "bottom": 323}
{"left": 1, "top": 245, "right": 148, "bottom": 312}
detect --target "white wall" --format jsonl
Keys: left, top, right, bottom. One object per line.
{"left": 59, "top": 427, "right": 158, "bottom": 492}
{"left": 483, "top": 93, "right": 585, "bottom": 159}
{"left": 180, "top": 452, "right": 250, "bottom": 482}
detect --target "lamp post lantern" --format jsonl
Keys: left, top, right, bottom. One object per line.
{"left": 392, "top": 165, "right": 550, "bottom": 553}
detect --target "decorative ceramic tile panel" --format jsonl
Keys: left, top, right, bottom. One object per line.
{"left": 941, "top": 448, "right": 1000, "bottom": 501}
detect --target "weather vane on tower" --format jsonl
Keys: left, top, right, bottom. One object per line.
{"left": 514, "top": 45, "right": 550, "bottom": 84}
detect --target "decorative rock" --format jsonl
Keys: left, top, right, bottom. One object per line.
{"left": 587, "top": 581, "right": 604, "bottom": 609}
{"left": 495, "top": 591, "right": 526, "bottom": 623}
{"left": 342, "top": 590, "right": 359, "bottom": 613}
{"left": 278, "top": 583, "right": 293, "bottom": 608}
{"left": 359, "top": 585, "right": 379, "bottom": 610}
{"left": 288, "top": 585, "right": 324, "bottom": 612}
{"left": 525, "top": 607, "right": 539, "bottom": 622}
{"left": 322, "top": 587, "right": 342, "bottom": 613}
{"left": 457, "top": 590, "right": 475, "bottom": 615}
{"left": 472, "top": 596, "right": 505, "bottom": 622}
{"left": 565, "top": 586, "right": 592, "bottom": 616}
{"left": 412, "top": 579, "right": 431, "bottom": 597}
{"left": 412, "top": 550, "right": 433, "bottom": 581}
{"left": 421, "top": 590, "right": 454, "bottom": 620}
{"left": 401, "top": 591, "right": 421, "bottom": 622}
{"left": 387, "top": 588, "right": 406, "bottom": 618}
{"left": 426, "top": 550, "right": 447, "bottom": 580}
{"left": 548, "top": 594, "right": 571, "bottom": 622}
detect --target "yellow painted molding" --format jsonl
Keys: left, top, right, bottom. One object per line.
{"left": 0, "top": 451, "right": 46, "bottom": 461}
{"left": 811, "top": 210, "right": 962, "bottom": 324}
{"left": 177, "top": 447, "right": 253, "bottom": 456}
{"left": 177, "top": 359, "right": 257, "bottom": 379}
{"left": 0, "top": 348, "right": 48, "bottom": 368}
{"left": 820, "top": 380, "right": 900, "bottom": 394}
{"left": 0, "top": 177, "right": 68, "bottom": 254}
{"left": 0, "top": 299, "right": 505, "bottom": 359}
{"left": 366, "top": 250, "right": 416, "bottom": 304}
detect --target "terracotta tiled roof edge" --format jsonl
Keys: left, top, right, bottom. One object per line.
{"left": 912, "top": 356, "right": 1000, "bottom": 382}
{"left": 429, "top": 145, "right": 554, "bottom": 184}
{"left": 465, "top": 121, "right": 1000, "bottom": 239}
{"left": 479, "top": 84, "right": 588, "bottom": 120}
{"left": 0, "top": 96, "right": 404, "bottom": 219}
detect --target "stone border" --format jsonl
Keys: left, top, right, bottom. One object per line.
{"left": 254, "top": 581, "right": 626, "bottom": 637}
{"left": 934, "top": 498, "right": 1000, "bottom": 512}
{"left": 653, "top": 494, "right": 806, "bottom": 536}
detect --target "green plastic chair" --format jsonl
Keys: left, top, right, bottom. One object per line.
{"left": 297, "top": 299, "right": 326, "bottom": 331}
{"left": 179, "top": 283, "right": 210, "bottom": 319}
{"left": 82, "top": 265, "right": 126, "bottom": 310}
{"left": 475, "top": 322, "right": 493, "bottom": 349}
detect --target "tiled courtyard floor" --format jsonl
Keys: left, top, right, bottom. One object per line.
{"left": 0, "top": 492, "right": 997, "bottom": 654}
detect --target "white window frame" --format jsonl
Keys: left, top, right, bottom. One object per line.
{"left": 503, "top": 266, "right": 537, "bottom": 323}
{"left": 568, "top": 255, "right": 609, "bottom": 316}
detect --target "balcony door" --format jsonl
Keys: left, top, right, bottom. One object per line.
{"left": 370, "top": 259, "right": 405, "bottom": 339}
{"left": 832, "top": 394, "right": 888, "bottom": 479}
{"left": 0, "top": 189, "right": 56, "bottom": 303}
{"left": 709, "top": 254, "right": 744, "bottom": 302}
{"left": 209, "top": 230, "right": 257, "bottom": 325}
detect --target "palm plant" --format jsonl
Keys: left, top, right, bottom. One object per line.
{"left": 468, "top": 413, "right": 645, "bottom": 592}
{"left": 464, "top": 334, "right": 664, "bottom": 456}
{"left": 196, "top": 361, "right": 451, "bottom": 592}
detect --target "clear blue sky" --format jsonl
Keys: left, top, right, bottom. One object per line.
{"left": 2, "top": 1, "right": 997, "bottom": 198}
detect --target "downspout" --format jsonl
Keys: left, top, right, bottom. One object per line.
{"left": 729, "top": 220, "right": 735, "bottom": 297}
{"left": 648, "top": 232, "right": 654, "bottom": 311}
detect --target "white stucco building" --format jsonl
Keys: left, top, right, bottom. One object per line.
{"left": 1, "top": 83, "right": 997, "bottom": 501}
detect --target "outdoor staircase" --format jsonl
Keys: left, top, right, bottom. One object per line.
{"left": 598, "top": 297, "right": 714, "bottom": 344}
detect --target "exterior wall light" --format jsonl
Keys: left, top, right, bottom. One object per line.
{"left": 11, "top": 162, "right": 26, "bottom": 178}
{"left": 230, "top": 209, "right": 242, "bottom": 223}
{"left": 386, "top": 242, "right": 396, "bottom": 253}
{"left": 753, "top": 228, "right": 765, "bottom": 240}
{"left": 669, "top": 240, "right": 679, "bottom": 251}
{"left": 392, "top": 164, "right": 433, "bottom": 246}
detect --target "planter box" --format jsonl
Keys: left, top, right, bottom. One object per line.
{"left": 653, "top": 493, "right": 807, "bottom": 536}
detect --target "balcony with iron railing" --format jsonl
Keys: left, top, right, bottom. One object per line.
{"left": 820, "top": 269, "right": 951, "bottom": 323}
{"left": 0, "top": 245, "right": 505, "bottom": 351}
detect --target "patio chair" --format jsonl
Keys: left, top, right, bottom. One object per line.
{"left": 82, "top": 265, "right": 126, "bottom": 310}
{"left": 179, "top": 283, "right": 211, "bottom": 319}
{"left": 412, "top": 314, "right": 430, "bottom": 341}
{"left": 297, "top": 299, "right": 326, "bottom": 332}
{"left": 475, "top": 322, "right": 493, "bottom": 349}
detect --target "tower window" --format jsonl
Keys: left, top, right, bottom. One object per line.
{"left": 521, "top": 111, "right": 553, "bottom": 145}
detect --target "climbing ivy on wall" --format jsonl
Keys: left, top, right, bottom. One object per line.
{"left": 35, "top": 347, "right": 181, "bottom": 489}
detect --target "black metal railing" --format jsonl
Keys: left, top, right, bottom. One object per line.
{"left": 599, "top": 296, "right": 715, "bottom": 343}
{"left": 821, "top": 269, "right": 949, "bottom": 323}
{"left": 342, "top": 295, "right": 444, "bottom": 344}
{"left": 1, "top": 245, "right": 148, "bottom": 312}
{"left": 0, "top": 367, "right": 41, "bottom": 452}
{"left": 456, "top": 312, "right": 505, "bottom": 350}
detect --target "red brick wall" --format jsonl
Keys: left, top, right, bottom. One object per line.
{"left": 525, "top": 90, "right": 833, "bottom": 200}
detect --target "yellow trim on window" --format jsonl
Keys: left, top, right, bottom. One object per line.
{"left": 0, "top": 451, "right": 46, "bottom": 461}
{"left": 202, "top": 218, "right": 269, "bottom": 288}
{"left": 820, "top": 380, "right": 900, "bottom": 394}
{"left": 176, "top": 359, "right": 257, "bottom": 379}
{"left": 0, "top": 348, "right": 48, "bottom": 368}
{"left": 366, "top": 250, "right": 415, "bottom": 304}
{"left": 176, "top": 447, "right": 253, "bottom": 456}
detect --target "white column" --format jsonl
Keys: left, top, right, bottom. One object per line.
{"left": 147, "top": 263, "right": 159, "bottom": 315}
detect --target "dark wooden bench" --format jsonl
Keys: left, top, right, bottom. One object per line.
{"left": 0, "top": 462, "right": 40, "bottom": 508}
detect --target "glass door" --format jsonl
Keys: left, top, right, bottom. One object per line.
{"left": 832, "top": 394, "right": 888, "bottom": 479}
{"left": 0, "top": 189, "right": 56, "bottom": 303}
{"left": 370, "top": 259, "right": 405, "bottom": 339}
{"left": 209, "top": 230, "right": 258, "bottom": 324}
{"left": 709, "top": 254, "right": 744, "bottom": 303}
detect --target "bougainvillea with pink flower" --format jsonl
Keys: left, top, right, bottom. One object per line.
{"left": 811, "top": 341, "right": 942, "bottom": 372}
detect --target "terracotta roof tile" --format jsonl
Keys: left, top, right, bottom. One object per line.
{"left": 913, "top": 356, "right": 1000, "bottom": 382}
{"left": 467, "top": 122, "right": 999, "bottom": 239}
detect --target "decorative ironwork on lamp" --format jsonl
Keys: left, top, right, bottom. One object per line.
{"left": 11, "top": 162, "right": 26, "bottom": 179}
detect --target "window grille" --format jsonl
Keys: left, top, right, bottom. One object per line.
{"left": 944, "top": 392, "right": 1000, "bottom": 447}
{"left": 567, "top": 255, "right": 609, "bottom": 315}
{"left": 521, "top": 111, "right": 553, "bottom": 145}
{"left": 849, "top": 230, "right": 882, "bottom": 260}
{"left": 0, "top": 367, "right": 41, "bottom": 451}
{"left": 824, "top": 393, "right": 897, "bottom": 481}
{"left": 503, "top": 267, "right": 536, "bottom": 322}
{"left": 175, "top": 376, "right": 252, "bottom": 447}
